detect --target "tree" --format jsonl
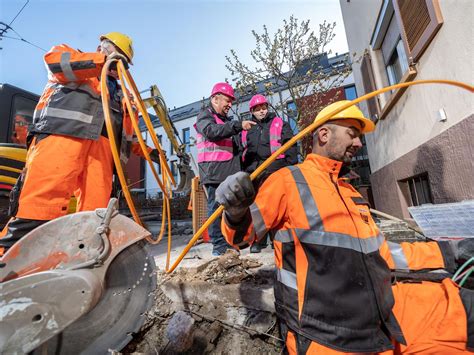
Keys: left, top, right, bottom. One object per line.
{"left": 226, "top": 16, "right": 353, "bottom": 154}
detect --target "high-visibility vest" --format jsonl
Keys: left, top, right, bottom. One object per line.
{"left": 241, "top": 116, "right": 285, "bottom": 162}
{"left": 195, "top": 111, "right": 234, "bottom": 163}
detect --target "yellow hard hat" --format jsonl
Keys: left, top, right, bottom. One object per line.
{"left": 99, "top": 32, "right": 134, "bottom": 63}
{"left": 314, "top": 100, "right": 375, "bottom": 133}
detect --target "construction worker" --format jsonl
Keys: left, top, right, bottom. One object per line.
{"left": 0, "top": 32, "right": 160, "bottom": 254}
{"left": 216, "top": 100, "right": 474, "bottom": 354}
{"left": 242, "top": 94, "right": 297, "bottom": 253}
{"left": 194, "top": 82, "right": 256, "bottom": 256}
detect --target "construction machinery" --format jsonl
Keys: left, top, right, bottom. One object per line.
{"left": 0, "top": 84, "right": 39, "bottom": 227}
{"left": 142, "top": 84, "right": 195, "bottom": 194}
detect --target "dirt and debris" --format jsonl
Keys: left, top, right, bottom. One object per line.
{"left": 123, "top": 216, "right": 436, "bottom": 354}
{"left": 124, "top": 250, "right": 282, "bottom": 354}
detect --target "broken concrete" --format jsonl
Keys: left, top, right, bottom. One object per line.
{"left": 124, "top": 250, "right": 282, "bottom": 354}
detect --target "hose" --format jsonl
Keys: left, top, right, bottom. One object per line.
{"left": 166, "top": 79, "right": 473, "bottom": 273}
{"left": 100, "top": 62, "right": 473, "bottom": 273}
{"left": 101, "top": 59, "right": 174, "bottom": 245}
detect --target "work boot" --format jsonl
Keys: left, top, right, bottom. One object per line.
{"left": 250, "top": 243, "right": 262, "bottom": 253}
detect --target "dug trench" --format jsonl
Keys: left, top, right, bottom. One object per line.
{"left": 124, "top": 250, "right": 283, "bottom": 354}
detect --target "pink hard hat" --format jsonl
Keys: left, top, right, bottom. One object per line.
{"left": 249, "top": 94, "right": 268, "bottom": 111}
{"left": 211, "top": 82, "right": 235, "bottom": 100}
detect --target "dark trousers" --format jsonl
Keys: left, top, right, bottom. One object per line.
{"left": 0, "top": 218, "right": 45, "bottom": 252}
{"left": 205, "top": 184, "right": 230, "bottom": 254}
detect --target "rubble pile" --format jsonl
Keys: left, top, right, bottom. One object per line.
{"left": 125, "top": 251, "right": 282, "bottom": 354}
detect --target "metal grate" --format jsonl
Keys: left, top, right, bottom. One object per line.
{"left": 190, "top": 177, "right": 208, "bottom": 235}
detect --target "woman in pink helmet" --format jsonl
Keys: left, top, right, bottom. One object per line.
{"left": 241, "top": 94, "right": 298, "bottom": 252}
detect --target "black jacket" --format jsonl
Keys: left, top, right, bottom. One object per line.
{"left": 242, "top": 112, "right": 298, "bottom": 184}
{"left": 195, "top": 105, "right": 243, "bottom": 185}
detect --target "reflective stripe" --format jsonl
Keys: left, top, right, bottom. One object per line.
{"left": 196, "top": 144, "right": 233, "bottom": 153}
{"left": 241, "top": 130, "right": 248, "bottom": 148}
{"left": 60, "top": 52, "right": 77, "bottom": 81}
{"left": 241, "top": 117, "right": 284, "bottom": 161}
{"left": 195, "top": 112, "right": 234, "bottom": 163}
{"left": 288, "top": 166, "right": 324, "bottom": 231}
{"left": 277, "top": 268, "right": 297, "bottom": 290}
{"left": 197, "top": 150, "right": 233, "bottom": 163}
{"left": 42, "top": 107, "right": 94, "bottom": 124}
{"left": 387, "top": 241, "right": 409, "bottom": 270}
{"left": 275, "top": 229, "right": 294, "bottom": 243}
{"left": 250, "top": 202, "right": 267, "bottom": 239}
{"left": 269, "top": 117, "right": 284, "bottom": 159}
{"left": 296, "top": 229, "right": 384, "bottom": 254}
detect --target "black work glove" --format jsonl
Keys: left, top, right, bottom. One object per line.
{"left": 450, "top": 238, "right": 474, "bottom": 264}
{"left": 108, "top": 52, "right": 129, "bottom": 70}
{"left": 439, "top": 238, "right": 474, "bottom": 273}
{"left": 149, "top": 149, "right": 160, "bottom": 164}
{"left": 216, "top": 172, "right": 255, "bottom": 222}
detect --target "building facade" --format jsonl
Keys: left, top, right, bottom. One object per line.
{"left": 142, "top": 53, "right": 358, "bottom": 197}
{"left": 340, "top": 0, "right": 474, "bottom": 218}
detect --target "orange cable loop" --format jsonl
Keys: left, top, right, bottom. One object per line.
{"left": 165, "top": 79, "right": 473, "bottom": 273}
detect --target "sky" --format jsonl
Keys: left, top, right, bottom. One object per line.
{"left": 0, "top": 0, "right": 349, "bottom": 109}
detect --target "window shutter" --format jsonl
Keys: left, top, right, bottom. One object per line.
{"left": 393, "top": 0, "right": 443, "bottom": 63}
{"left": 360, "top": 51, "right": 380, "bottom": 121}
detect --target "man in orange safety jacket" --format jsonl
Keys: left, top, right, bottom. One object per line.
{"left": 0, "top": 32, "right": 159, "bottom": 254}
{"left": 216, "top": 100, "right": 474, "bottom": 354}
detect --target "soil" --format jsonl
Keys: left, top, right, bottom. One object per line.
{"left": 124, "top": 250, "right": 282, "bottom": 354}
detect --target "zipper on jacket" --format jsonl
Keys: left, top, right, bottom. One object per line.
{"left": 330, "top": 173, "right": 394, "bottom": 344}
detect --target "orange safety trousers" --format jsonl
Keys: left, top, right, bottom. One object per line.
{"left": 285, "top": 279, "right": 471, "bottom": 354}
{"left": 16, "top": 135, "right": 113, "bottom": 220}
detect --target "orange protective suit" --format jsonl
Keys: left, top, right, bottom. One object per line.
{"left": 16, "top": 135, "right": 113, "bottom": 220}
{"left": 222, "top": 154, "right": 472, "bottom": 354}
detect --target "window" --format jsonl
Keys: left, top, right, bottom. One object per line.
{"left": 366, "top": 0, "right": 435, "bottom": 118}
{"left": 372, "top": 0, "right": 443, "bottom": 65}
{"left": 344, "top": 85, "right": 357, "bottom": 101}
{"left": 286, "top": 101, "right": 297, "bottom": 119}
{"left": 402, "top": 173, "right": 433, "bottom": 206}
{"left": 10, "top": 95, "right": 36, "bottom": 146}
{"left": 169, "top": 139, "right": 174, "bottom": 156}
{"left": 170, "top": 160, "right": 178, "bottom": 181}
{"left": 386, "top": 39, "right": 409, "bottom": 86}
{"left": 393, "top": 0, "right": 443, "bottom": 63}
{"left": 379, "top": 12, "right": 409, "bottom": 87}
{"left": 182, "top": 127, "right": 190, "bottom": 153}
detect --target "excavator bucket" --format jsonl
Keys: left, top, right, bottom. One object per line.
{"left": 175, "top": 156, "right": 195, "bottom": 194}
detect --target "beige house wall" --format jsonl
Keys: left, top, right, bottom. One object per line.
{"left": 340, "top": 0, "right": 474, "bottom": 173}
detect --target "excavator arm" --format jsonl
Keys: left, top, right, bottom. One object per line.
{"left": 142, "top": 85, "right": 195, "bottom": 194}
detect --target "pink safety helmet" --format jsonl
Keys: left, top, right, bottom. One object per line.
{"left": 211, "top": 82, "right": 235, "bottom": 100}
{"left": 249, "top": 94, "right": 268, "bottom": 111}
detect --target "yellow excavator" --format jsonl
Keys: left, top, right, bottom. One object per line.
{"left": 142, "top": 84, "right": 195, "bottom": 194}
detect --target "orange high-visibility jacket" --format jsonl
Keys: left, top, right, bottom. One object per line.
{"left": 222, "top": 154, "right": 448, "bottom": 353}
{"left": 31, "top": 44, "right": 143, "bottom": 164}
